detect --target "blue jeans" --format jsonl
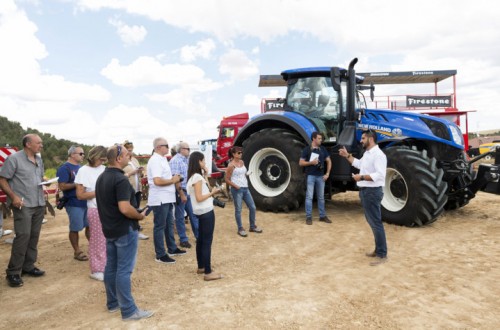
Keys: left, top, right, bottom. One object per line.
{"left": 104, "top": 228, "right": 138, "bottom": 318}
{"left": 196, "top": 210, "right": 215, "bottom": 274}
{"left": 359, "top": 187, "right": 387, "bottom": 257}
{"left": 175, "top": 193, "right": 199, "bottom": 242}
{"left": 230, "top": 187, "right": 256, "bottom": 230}
{"left": 152, "top": 203, "right": 177, "bottom": 258}
{"left": 305, "top": 175, "right": 326, "bottom": 218}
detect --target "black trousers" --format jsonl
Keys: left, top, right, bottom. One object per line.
{"left": 196, "top": 210, "right": 215, "bottom": 274}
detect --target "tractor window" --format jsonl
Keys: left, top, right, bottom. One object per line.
{"left": 286, "top": 77, "right": 341, "bottom": 141}
{"left": 287, "top": 77, "right": 340, "bottom": 119}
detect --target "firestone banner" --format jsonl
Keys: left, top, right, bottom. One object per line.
{"left": 406, "top": 95, "right": 451, "bottom": 107}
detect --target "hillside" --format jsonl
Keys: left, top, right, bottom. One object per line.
{"left": 0, "top": 115, "right": 95, "bottom": 170}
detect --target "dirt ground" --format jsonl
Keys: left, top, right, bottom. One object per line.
{"left": 0, "top": 190, "right": 499, "bottom": 329}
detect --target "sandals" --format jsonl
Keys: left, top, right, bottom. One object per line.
{"left": 204, "top": 272, "right": 223, "bottom": 281}
{"left": 74, "top": 251, "right": 89, "bottom": 261}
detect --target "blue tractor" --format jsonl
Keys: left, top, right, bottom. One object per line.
{"left": 233, "top": 58, "right": 500, "bottom": 227}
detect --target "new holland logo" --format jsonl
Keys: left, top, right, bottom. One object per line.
{"left": 392, "top": 128, "right": 403, "bottom": 136}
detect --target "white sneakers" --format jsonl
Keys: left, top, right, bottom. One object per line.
{"left": 138, "top": 233, "right": 149, "bottom": 240}
{"left": 0, "top": 228, "right": 12, "bottom": 238}
{"left": 90, "top": 272, "right": 104, "bottom": 281}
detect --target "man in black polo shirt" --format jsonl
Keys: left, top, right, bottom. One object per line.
{"left": 95, "top": 145, "right": 153, "bottom": 321}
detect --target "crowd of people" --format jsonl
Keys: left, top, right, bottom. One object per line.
{"left": 0, "top": 130, "right": 388, "bottom": 321}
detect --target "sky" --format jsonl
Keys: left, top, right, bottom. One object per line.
{"left": 1, "top": 0, "right": 499, "bottom": 154}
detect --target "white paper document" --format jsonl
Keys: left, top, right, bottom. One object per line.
{"left": 309, "top": 153, "right": 319, "bottom": 162}
{"left": 39, "top": 177, "right": 59, "bottom": 185}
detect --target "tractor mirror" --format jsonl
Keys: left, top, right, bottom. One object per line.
{"left": 331, "top": 67, "right": 341, "bottom": 92}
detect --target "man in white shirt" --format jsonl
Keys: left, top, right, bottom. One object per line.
{"left": 340, "top": 129, "right": 388, "bottom": 266}
{"left": 147, "top": 137, "right": 185, "bottom": 264}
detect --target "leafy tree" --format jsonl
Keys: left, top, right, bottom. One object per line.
{"left": 0, "top": 115, "right": 95, "bottom": 176}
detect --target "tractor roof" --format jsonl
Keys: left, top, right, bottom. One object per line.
{"left": 259, "top": 68, "right": 457, "bottom": 87}
{"left": 359, "top": 70, "right": 457, "bottom": 85}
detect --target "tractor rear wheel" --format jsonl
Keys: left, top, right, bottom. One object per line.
{"left": 242, "top": 128, "right": 306, "bottom": 212}
{"left": 382, "top": 147, "right": 448, "bottom": 226}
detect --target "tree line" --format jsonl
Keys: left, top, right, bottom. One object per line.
{"left": 0, "top": 115, "right": 95, "bottom": 170}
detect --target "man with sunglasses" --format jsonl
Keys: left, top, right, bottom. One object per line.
{"left": 147, "top": 137, "right": 185, "bottom": 264}
{"left": 57, "top": 145, "right": 89, "bottom": 261}
{"left": 339, "top": 129, "right": 388, "bottom": 266}
{"left": 170, "top": 141, "right": 199, "bottom": 249}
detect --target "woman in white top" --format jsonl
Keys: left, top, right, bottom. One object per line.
{"left": 75, "top": 146, "right": 107, "bottom": 282}
{"left": 187, "top": 151, "right": 223, "bottom": 281}
{"left": 225, "top": 146, "right": 262, "bottom": 237}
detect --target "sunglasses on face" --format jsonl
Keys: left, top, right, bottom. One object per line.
{"left": 159, "top": 144, "right": 169, "bottom": 149}
{"left": 181, "top": 147, "right": 190, "bottom": 151}
{"left": 235, "top": 151, "right": 242, "bottom": 155}
{"left": 74, "top": 152, "right": 84, "bottom": 156}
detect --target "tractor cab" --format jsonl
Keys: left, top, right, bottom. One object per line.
{"left": 284, "top": 76, "right": 344, "bottom": 142}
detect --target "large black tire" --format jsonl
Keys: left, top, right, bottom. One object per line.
{"left": 382, "top": 147, "right": 448, "bottom": 227}
{"left": 242, "top": 128, "right": 306, "bottom": 212}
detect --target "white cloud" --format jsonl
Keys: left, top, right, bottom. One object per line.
{"left": 101, "top": 56, "right": 222, "bottom": 91}
{"left": 0, "top": 0, "right": 110, "bottom": 102}
{"left": 180, "top": 38, "right": 216, "bottom": 63}
{"left": 219, "top": 49, "right": 259, "bottom": 82}
{"left": 109, "top": 18, "right": 147, "bottom": 46}
{"left": 243, "top": 94, "right": 260, "bottom": 107}
{"left": 146, "top": 88, "right": 209, "bottom": 115}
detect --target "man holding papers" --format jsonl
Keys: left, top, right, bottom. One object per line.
{"left": 299, "top": 132, "right": 332, "bottom": 225}
{"left": 0, "top": 134, "right": 46, "bottom": 287}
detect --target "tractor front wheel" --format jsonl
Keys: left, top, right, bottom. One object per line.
{"left": 382, "top": 147, "right": 448, "bottom": 226}
{"left": 242, "top": 128, "right": 306, "bottom": 212}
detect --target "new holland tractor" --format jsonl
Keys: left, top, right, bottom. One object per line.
{"left": 233, "top": 58, "right": 500, "bottom": 227}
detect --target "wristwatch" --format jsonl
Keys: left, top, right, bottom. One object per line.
{"left": 360, "top": 175, "right": 365, "bottom": 181}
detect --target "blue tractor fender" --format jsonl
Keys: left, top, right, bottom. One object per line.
{"left": 233, "top": 111, "right": 318, "bottom": 146}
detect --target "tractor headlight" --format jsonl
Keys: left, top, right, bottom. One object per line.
{"left": 449, "top": 125, "right": 463, "bottom": 146}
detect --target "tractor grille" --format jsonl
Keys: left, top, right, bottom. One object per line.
{"left": 421, "top": 117, "right": 450, "bottom": 141}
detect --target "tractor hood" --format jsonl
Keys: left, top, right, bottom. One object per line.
{"left": 359, "top": 108, "right": 464, "bottom": 149}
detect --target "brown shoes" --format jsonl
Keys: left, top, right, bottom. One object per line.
{"left": 365, "top": 251, "right": 377, "bottom": 257}
{"left": 319, "top": 216, "right": 332, "bottom": 223}
{"left": 369, "top": 257, "right": 388, "bottom": 266}
{"left": 204, "top": 272, "right": 223, "bottom": 281}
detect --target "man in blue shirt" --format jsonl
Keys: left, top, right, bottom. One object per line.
{"left": 299, "top": 132, "right": 332, "bottom": 225}
{"left": 170, "top": 141, "right": 199, "bottom": 248}
{"left": 57, "top": 146, "right": 89, "bottom": 261}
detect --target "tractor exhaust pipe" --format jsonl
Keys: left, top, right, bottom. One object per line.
{"left": 346, "top": 58, "right": 358, "bottom": 122}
